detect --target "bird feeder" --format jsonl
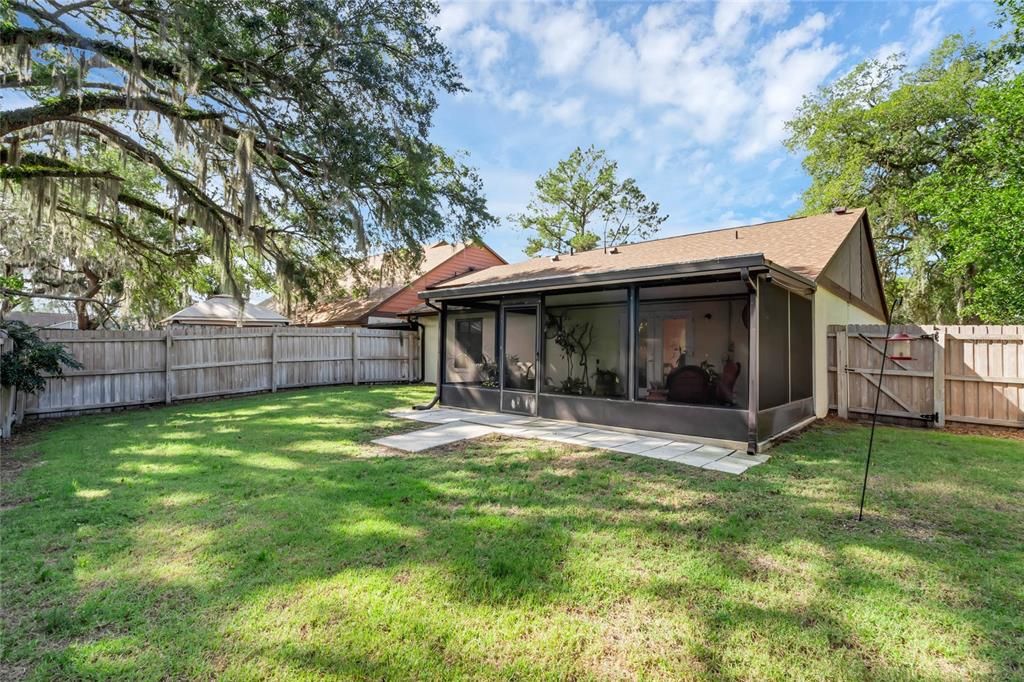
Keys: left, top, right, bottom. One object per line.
{"left": 887, "top": 332, "right": 914, "bottom": 361}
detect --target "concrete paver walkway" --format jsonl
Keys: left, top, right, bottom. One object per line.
{"left": 375, "top": 408, "right": 770, "bottom": 475}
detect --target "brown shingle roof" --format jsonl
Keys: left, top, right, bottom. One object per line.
{"left": 293, "top": 240, "right": 505, "bottom": 325}
{"left": 291, "top": 286, "right": 404, "bottom": 326}
{"left": 427, "top": 209, "right": 867, "bottom": 294}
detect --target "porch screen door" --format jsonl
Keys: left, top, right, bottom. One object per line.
{"left": 500, "top": 305, "right": 539, "bottom": 415}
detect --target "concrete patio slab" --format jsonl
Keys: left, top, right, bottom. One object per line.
{"left": 383, "top": 407, "right": 769, "bottom": 475}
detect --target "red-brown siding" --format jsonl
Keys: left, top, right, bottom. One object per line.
{"left": 376, "top": 246, "right": 505, "bottom": 315}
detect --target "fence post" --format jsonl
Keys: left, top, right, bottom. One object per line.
{"left": 164, "top": 330, "right": 173, "bottom": 404}
{"left": 406, "top": 331, "right": 414, "bottom": 383}
{"left": 836, "top": 327, "right": 849, "bottom": 419}
{"left": 352, "top": 329, "right": 360, "bottom": 385}
{"left": 271, "top": 329, "right": 278, "bottom": 393}
{"left": 933, "top": 327, "right": 945, "bottom": 427}
{"left": 14, "top": 389, "right": 25, "bottom": 426}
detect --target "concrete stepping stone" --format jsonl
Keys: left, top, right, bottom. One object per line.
{"left": 374, "top": 422, "right": 497, "bottom": 452}
{"left": 609, "top": 437, "right": 674, "bottom": 454}
{"left": 461, "top": 413, "right": 540, "bottom": 427}
{"left": 576, "top": 430, "right": 641, "bottom": 448}
{"left": 388, "top": 408, "right": 466, "bottom": 424}
{"left": 640, "top": 442, "right": 703, "bottom": 461}
{"left": 702, "top": 455, "right": 755, "bottom": 474}
{"left": 673, "top": 445, "right": 735, "bottom": 467}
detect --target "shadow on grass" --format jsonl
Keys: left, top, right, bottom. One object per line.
{"left": 2, "top": 386, "right": 1022, "bottom": 679}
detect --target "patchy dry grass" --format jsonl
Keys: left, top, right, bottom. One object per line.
{"left": 1, "top": 385, "right": 1022, "bottom": 680}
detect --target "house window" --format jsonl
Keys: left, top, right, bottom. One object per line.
{"left": 445, "top": 302, "right": 498, "bottom": 386}
{"left": 454, "top": 318, "right": 483, "bottom": 369}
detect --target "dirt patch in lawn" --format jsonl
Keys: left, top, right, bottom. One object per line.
{"left": 942, "top": 422, "right": 1024, "bottom": 441}
{"left": 0, "top": 424, "right": 48, "bottom": 510}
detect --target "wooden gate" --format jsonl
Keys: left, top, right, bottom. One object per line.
{"left": 829, "top": 324, "right": 1024, "bottom": 428}
{"left": 832, "top": 325, "right": 940, "bottom": 425}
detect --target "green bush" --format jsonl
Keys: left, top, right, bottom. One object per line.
{"left": 0, "top": 320, "right": 82, "bottom": 393}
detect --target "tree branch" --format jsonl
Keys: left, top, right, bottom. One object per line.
{"left": 0, "top": 92, "right": 221, "bottom": 137}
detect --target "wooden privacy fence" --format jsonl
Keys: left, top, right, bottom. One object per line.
{"left": 828, "top": 324, "right": 1024, "bottom": 429}
{"left": 5, "top": 325, "right": 419, "bottom": 424}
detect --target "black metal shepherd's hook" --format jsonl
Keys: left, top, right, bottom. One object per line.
{"left": 858, "top": 296, "right": 902, "bottom": 522}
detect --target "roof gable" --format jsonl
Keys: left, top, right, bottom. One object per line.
{"left": 818, "top": 213, "right": 888, "bottom": 321}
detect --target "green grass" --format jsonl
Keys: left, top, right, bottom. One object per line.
{"left": 1, "top": 385, "right": 1022, "bottom": 680}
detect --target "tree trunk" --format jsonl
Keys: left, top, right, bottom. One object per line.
{"left": 75, "top": 266, "right": 103, "bottom": 330}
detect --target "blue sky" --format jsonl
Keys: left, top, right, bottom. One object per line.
{"left": 428, "top": 0, "right": 1000, "bottom": 261}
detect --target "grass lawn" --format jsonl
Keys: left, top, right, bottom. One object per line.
{"left": 1, "top": 385, "right": 1022, "bottom": 680}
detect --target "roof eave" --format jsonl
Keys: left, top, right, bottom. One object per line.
{"left": 420, "top": 254, "right": 779, "bottom": 301}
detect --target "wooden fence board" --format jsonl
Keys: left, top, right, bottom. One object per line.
{"left": 15, "top": 325, "right": 420, "bottom": 419}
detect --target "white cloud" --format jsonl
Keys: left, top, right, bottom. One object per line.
{"left": 905, "top": 0, "right": 951, "bottom": 62}
{"left": 585, "top": 32, "right": 638, "bottom": 94}
{"left": 532, "top": 6, "right": 600, "bottom": 76}
{"left": 874, "top": 40, "right": 905, "bottom": 61}
{"left": 436, "top": 0, "right": 493, "bottom": 40}
{"left": 542, "top": 97, "right": 586, "bottom": 126}
{"left": 439, "top": 1, "right": 844, "bottom": 162}
{"left": 735, "top": 11, "right": 842, "bottom": 159}
{"left": 871, "top": 1, "right": 951, "bottom": 65}
{"left": 713, "top": 1, "right": 790, "bottom": 47}
{"left": 494, "top": 89, "right": 534, "bottom": 114}
{"left": 593, "top": 108, "right": 636, "bottom": 142}
{"left": 463, "top": 24, "right": 508, "bottom": 70}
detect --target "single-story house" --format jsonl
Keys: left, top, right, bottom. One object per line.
{"left": 419, "top": 208, "right": 886, "bottom": 453}
{"left": 161, "top": 294, "right": 290, "bottom": 327}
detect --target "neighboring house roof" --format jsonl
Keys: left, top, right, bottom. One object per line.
{"left": 294, "top": 240, "right": 506, "bottom": 326}
{"left": 161, "top": 295, "right": 290, "bottom": 326}
{"left": 293, "top": 285, "right": 405, "bottom": 326}
{"left": 401, "top": 302, "right": 437, "bottom": 317}
{"left": 3, "top": 311, "right": 77, "bottom": 329}
{"left": 426, "top": 209, "right": 871, "bottom": 296}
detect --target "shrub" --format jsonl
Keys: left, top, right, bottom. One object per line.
{"left": 0, "top": 320, "right": 82, "bottom": 393}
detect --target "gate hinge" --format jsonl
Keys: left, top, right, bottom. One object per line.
{"left": 921, "top": 412, "right": 939, "bottom": 422}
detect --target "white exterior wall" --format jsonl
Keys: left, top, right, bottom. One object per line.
{"left": 421, "top": 316, "right": 439, "bottom": 384}
{"left": 813, "top": 287, "right": 886, "bottom": 417}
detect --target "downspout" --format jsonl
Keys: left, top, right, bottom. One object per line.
{"left": 743, "top": 268, "right": 759, "bottom": 453}
{"left": 413, "top": 301, "right": 444, "bottom": 410}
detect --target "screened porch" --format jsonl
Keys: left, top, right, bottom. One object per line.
{"left": 432, "top": 268, "right": 815, "bottom": 453}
